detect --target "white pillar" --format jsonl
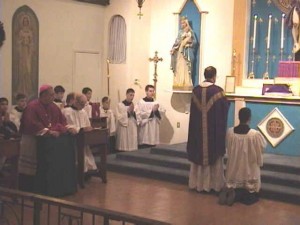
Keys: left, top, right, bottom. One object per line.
{"left": 199, "top": 11, "right": 209, "bottom": 83}
{"left": 173, "top": 12, "right": 180, "bottom": 39}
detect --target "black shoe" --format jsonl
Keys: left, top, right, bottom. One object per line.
{"left": 218, "top": 187, "right": 228, "bottom": 205}
{"left": 84, "top": 173, "right": 92, "bottom": 182}
{"left": 226, "top": 188, "right": 236, "bottom": 206}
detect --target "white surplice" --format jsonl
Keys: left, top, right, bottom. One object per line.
{"left": 189, "top": 157, "right": 224, "bottom": 192}
{"left": 9, "top": 106, "right": 23, "bottom": 131}
{"left": 136, "top": 99, "right": 166, "bottom": 145}
{"left": 226, "top": 128, "right": 267, "bottom": 192}
{"left": 83, "top": 103, "right": 92, "bottom": 118}
{"left": 115, "top": 102, "right": 138, "bottom": 151}
{"left": 100, "top": 106, "right": 116, "bottom": 136}
{"left": 62, "top": 107, "right": 97, "bottom": 172}
{"left": 53, "top": 101, "right": 64, "bottom": 110}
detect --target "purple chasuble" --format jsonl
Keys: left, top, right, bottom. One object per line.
{"left": 20, "top": 99, "right": 67, "bottom": 135}
{"left": 187, "top": 84, "right": 229, "bottom": 166}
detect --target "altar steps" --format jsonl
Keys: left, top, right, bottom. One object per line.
{"left": 106, "top": 144, "right": 300, "bottom": 205}
{"left": 261, "top": 183, "right": 300, "bottom": 205}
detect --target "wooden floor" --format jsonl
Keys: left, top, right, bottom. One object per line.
{"left": 64, "top": 172, "right": 300, "bottom": 225}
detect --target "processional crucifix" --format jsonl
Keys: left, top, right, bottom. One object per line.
{"left": 149, "top": 51, "right": 163, "bottom": 99}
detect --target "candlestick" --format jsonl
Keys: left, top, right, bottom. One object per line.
{"left": 106, "top": 59, "right": 110, "bottom": 76}
{"left": 281, "top": 13, "right": 285, "bottom": 49}
{"left": 263, "top": 49, "right": 270, "bottom": 79}
{"left": 248, "top": 48, "right": 256, "bottom": 79}
{"left": 253, "top": 15, "right": 258, "bottom": 49}
{"left": 267, "top": 14, "right": 272, "bottom": 49}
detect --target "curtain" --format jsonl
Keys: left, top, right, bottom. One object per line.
{"left": 108, "top": 15, "right": 126, "bottom": 64}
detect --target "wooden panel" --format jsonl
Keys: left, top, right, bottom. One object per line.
{"left": 232, "top": 0, "right": 247, "bottom": 86}
{"left": 76, "top": 128, "right": 109, "bottom": 188}
{"left": 73, "top": 51, "right": 101, "bottom": 98}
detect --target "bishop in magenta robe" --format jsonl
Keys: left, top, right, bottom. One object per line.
{"left": 19, "top": 85, "right": 77, "bottom": 197}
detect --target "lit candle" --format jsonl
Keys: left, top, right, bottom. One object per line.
{"left": 253, "top": 15, "right": 258, "bottom": 49}
{"left": 281, "top": 13, "right": 285, "bottom": 49}
{"left": 267, "top": 14, "right": 272, "bottom": 49}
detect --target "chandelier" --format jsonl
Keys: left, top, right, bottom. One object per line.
{"left": 136, "top": 0, "right": 145, "bottom": 19}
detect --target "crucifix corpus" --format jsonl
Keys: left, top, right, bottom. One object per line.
{"left": 149, "top": 51, "right": 163, "bottom": 98}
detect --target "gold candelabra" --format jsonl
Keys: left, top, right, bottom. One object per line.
{"left": 263, "top": 49, "right": 270, "bottom": 79}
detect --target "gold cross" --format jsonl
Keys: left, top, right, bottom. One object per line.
{"left": 149, "top": 51, "right": 163, "bottom": 98}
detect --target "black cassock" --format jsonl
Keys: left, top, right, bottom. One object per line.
{"left": 35, "top": 135, "right": 77, "bottom": 197}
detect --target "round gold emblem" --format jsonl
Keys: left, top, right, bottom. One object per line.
{"left": 266, "top": 117, "right": 284, "bottom": 138}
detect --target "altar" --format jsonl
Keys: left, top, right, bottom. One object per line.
{"left": 226, "top": 78, "right": 300, "bottom": 157}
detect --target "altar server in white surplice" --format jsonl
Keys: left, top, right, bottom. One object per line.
{"left": 62, "top": 93, "right": 97, "bottom": 172}
{"left": 136, "top": 85, "right": 166, "bottom": 146}
{"left": 100, "top": 96, "right": 116, "bottom": 135}
{"left": 10, "top": 93, "right": 27, "bottom": 131}
{"left": 115, "top": 88, "right": 138, "bottom": 151}
{"left": 100, "top": 96, "right": 116, "bottom": 153}
{"left": 221, "top": 107, "right": 266, "bottom": 206}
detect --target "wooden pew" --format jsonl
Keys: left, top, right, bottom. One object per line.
{"left": 0, "top": 138, "right": 20, "bottom": 189}
{"left": 76, "top": 128, "right": 109, "bottom": 188}
{"left": 90, "top": 117, "right": 107, "bottom": 129}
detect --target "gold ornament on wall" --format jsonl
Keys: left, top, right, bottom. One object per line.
{"left": 258, "top": 107, "right": 294, "bottom": 147}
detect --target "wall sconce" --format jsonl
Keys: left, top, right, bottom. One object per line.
{"left": 136, "top": 0, "right": 145, "bottom": 19}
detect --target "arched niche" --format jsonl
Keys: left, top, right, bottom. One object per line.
{"left": 12, "top": 5, "right": 39, "bottom": 103}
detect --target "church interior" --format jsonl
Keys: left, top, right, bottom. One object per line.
{"left": 1, "top": 0, "right": 300, "bottom": 224}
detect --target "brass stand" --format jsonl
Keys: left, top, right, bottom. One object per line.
{"left": 231, "top": 49, "right": 237, "bottom": 76}
{"left": 106, "top": 59, "right": 110, "bottom": 96}
{"left": 263, "top": 49, "right": 270, "bottom": 79}
{"left": 248, "top": 48, "right": 256, "bottom": 79}
{"left": 149, "top": 51, "right": 163, "bottom": 99}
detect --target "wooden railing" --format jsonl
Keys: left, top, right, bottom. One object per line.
{"left": 0, "top": 187, "right": 171, "bottom": 225}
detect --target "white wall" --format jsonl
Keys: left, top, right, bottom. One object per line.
{"left": 0, "top": 0, "right": 234, "bottom": 144}
{"left": 102, "top": 0, "right": 152, "bottom": 106}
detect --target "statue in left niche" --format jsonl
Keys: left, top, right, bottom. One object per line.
{"left": 0, "top": 21, "right": 5, "bottom": 48}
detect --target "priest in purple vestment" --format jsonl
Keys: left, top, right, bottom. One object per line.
{"left": 187, "top": 66, "right": 229, "bottom": 192}
{"left": 18, "top": 85, "right": 77, "bottom": 197}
